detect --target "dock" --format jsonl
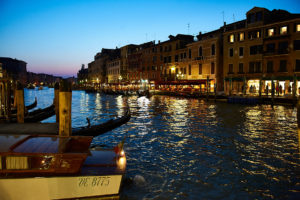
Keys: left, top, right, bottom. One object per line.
{"left": 0, "top": 123, "right": 58, "bottom": 135}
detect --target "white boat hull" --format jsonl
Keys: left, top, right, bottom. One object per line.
{"left": 0, "top": 174, "right": 122, "bottom": 200}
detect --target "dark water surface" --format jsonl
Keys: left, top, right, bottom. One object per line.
{"left": 25, "top": 88, "right": 300, "bottom": 200}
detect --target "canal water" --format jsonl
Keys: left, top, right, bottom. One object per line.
{"left": 25, "top": 87, "right": 300, "bottom": 200}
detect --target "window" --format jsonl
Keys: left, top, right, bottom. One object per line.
{"left": 296, "top": 60, "right": 300, "bottom": 72}
{"left": 199, "top": 46, "right": 203, "bottom": 56}
{"left": 211, "top": 62, "right": 215, "bottom": 74}
{"left": 280, "top": 26, "right": 288, "bottom": 35}
{"left": 278, "top": 41, "right": 288, "bottom": 54}
{"left": 279, "top": 60, "right": 287, "bottom": 72}
{"left": 199, "top": 64, "right": 202, "bottom": 75}
{"left": 250, "top": 46, "right": 257, "bottom": 55}
{"left": 249, "top": 62, "right": 255, "bottom": 73}
{"left": 239, "top": 32, "right": 245, "bottom": 41}
{"left": 229, "top": 48, "right": 234, "bottom": 57}
{"left": 229, "top": 34, "right": 234, "bottom": 43}
{"left": 176, "top": 43, "right": 178, "bottom": 50}
{"left": 256, "top": 12, "right": 262, "bottom": 21}
{"left": 267, "top": 61, "right": 273, "bottom": 73}
{"left": 268, "top": 28, "right": 275, "bottom": 36}
{"left": 211, "top": 44, "right": 215, "bottom": 55}
{"left": 153, "top": 56, "right": 157, "bottom": 63}
{"left": 188, "top": 49, "right": 192, "bottom": 59}
{"left": 238, "top": 63, "right": 244, "bottom": 73}
{"left": 266, "top": 43, "right": 275, "bottom": 53}
{"left": 168, "top": 56, "right": 171, "bottom": 63}
{"left": 175, "top": 55, "right": 179, "bottom": 62}
{"left": 297, "top": 24, "right": 300, "bottom": 32}
{"left": 248, "top": 13, "right": 255, "bottom": 23}
{"left": 248, "top": 30, "right": 261, "bottom": 39}
{"left": 257, "top": 30, "right": 261, "bottom": 38}
{"left": 255, "top": 62, "right": 261, "bottom": 73}
{"left": 188, "top": 64, "right": 191, "bottom": 75}
{"left": 294, "top": 40, "right": 300, "bottom": 50}
{"left": 228, "top": 64, "right": 233, "bottom": 74}
{"left": 239, "top": 47, "right": 244, "bottom": 57}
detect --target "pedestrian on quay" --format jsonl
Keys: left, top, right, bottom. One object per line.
{"left": 266, "top": 85, "right": 269, "bottom": 96}
{"left": 279, "top": 85, "right": 282, "bottom": 95}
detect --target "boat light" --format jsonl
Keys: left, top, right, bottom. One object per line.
{"left": 120, "top": 150, "right": 125, "bottom": 157}
{"left": 117, "top": 156, "right": 126, "bottom": 170}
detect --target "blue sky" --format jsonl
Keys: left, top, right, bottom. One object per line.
{"left": 0, "top": 0, "right": 299, "bottom": 77}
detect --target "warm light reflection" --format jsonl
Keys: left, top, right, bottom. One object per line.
{"left": 117, "top": 156, "right": 126, "bottom": 170}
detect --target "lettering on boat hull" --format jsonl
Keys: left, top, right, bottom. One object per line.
{"left": 0, "top": 175, "right": 122, "bottom": 200}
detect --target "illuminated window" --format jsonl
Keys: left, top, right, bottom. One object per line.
{"left": 256, "top": 30, "right": 261, "bottom": 38}
{"left": 229, "top": 34, "right": 234, "bottom": 43}
{"left": 297, "top": 24, "right": 300, "bottom": 32}
{"left": 268, "top": 28, "right": 275, "bottom": 36}
{"left": 239, "top": 32, "right": 244, "bottom": 41}
{"left": 280, "top": 26, "right": 287, "bottom": 35}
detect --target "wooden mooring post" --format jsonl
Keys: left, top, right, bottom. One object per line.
{"left": 297, "top": 98, "right": 300, "bottom": 151}
{"left": 59, "top": 79, "right": 72, "bottom": 136}
{"left": 16, "top": 81, "right": 24, "bottom": 123}
{"left": 54, "top": 82, "right": 59, "bottom": 123}
{"left": 0, "top": 79, "right": 12, "bottom": 119}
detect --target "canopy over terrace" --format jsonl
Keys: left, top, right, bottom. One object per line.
{"left": 156, "top": 79, "right": 215, "bottom": 92}
{"left": 156, "top": 79, "right": 208, "bottom": 85}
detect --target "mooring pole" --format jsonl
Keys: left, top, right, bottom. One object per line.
{"left": 59, "top": 79, "right": 72, "bottom": 136}
{"left": 206, "top": 76, "right": 209, "bottom": 101}
{"left": 16, "top": 81, "right": 24, "bottom": 123}
{"left": 54, "top": 82, "right": 60, "bottom": 123}
{"left": 297, "top": 98, "right": 300, "bottom": 151}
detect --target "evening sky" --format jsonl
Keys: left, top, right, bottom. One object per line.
{"left": 0, "top": 0, "right": 299, "bottom": 77}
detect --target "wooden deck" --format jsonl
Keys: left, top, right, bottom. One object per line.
{"left": 0, "top": 123, "right": 58, "bottom": 135}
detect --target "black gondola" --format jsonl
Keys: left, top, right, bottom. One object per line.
{"left": 7, "top": 104, "right": 55, "bottom": 123}
{"left": 11, "top": 97, "right": 38, "bottom": 114}
{"left": 72, "top": 109, "right": 131, "bottom": 137}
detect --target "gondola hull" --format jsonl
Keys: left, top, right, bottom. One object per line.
{"left": 73, "top": 110, "right": 131, "bottom": 137}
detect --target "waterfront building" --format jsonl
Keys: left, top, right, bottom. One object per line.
{"left": 106, "top": 54, "right": 121, "bottom": 84}
{"left": 186, "top": 30, "right": 224, "bottom": 92}
{"left": 223, "top": 7, "right": 300, "bottom": 95}
{"left": 140, "top": 41, "right": 159, "bottom": 88}
{"left": 0, "top": 57, "right": 27, "bottom": 85}
{"left": 127, "top": 45, "right": 142, "bottom": 85}
{"left": 88, "top": 48, "right": 117, "bottom": 86}
{"left": 27, "top": 72, "right": 61, "bottom": 86}
{"left": 77, "top": 64, "right": 88, "bottom": 86}
{"left": 159, "top": 34, "right": 194, "bottom": 83}
{"left": 120, "top": 44, "right": 139, "bottom": 82}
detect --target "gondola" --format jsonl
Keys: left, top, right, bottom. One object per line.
{"left": 72, "top": 109, "right": 131, "bottom": 137}
{"left": 11, "top": 97, "right": 37, "bottom": 114}
{"left": 8, "top": 104, "right": 55, "bottom": 123}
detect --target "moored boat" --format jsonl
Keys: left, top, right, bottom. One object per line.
{"left": 0, "top": 134, "right": 126, "bottom": 199}
{"left": 73, "top": 109, "right": 131, "bottom": 137}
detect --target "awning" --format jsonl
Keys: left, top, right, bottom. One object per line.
{"left": 156, "top": 79, "right": 209, "bottom": 85}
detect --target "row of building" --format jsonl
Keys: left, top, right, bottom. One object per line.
{"left": 79, "top": 7, "right": 300, "bottom": 95}
{"left": 0, "top": 57, "right": 62, "bottom": 86}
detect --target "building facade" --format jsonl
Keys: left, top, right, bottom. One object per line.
{"left": 0, "top": 57, "right": 27, "bottom": 85}
{"left": 223, "top": 7, "right": 300, "bottom": 95}
{"left": 85, "top": 7, "right": 299, "bottom": 95}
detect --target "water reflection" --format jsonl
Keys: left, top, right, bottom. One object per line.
{"left": 23, "top": 89, "right": 300, "bottom": 199}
